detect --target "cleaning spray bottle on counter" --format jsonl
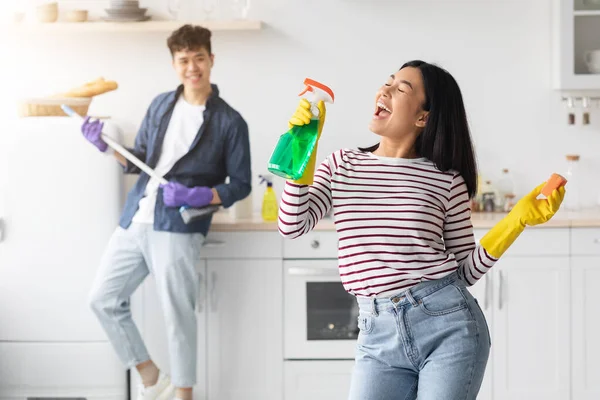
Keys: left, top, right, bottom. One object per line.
{"left": 259, "top": 175, "right": 278, "bottom": 222}
{"left": 267, "top": 78, "right": 335, "bottom": 180}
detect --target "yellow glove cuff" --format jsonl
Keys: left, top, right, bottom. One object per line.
{"left": 479, "top": 213, "right": 525, "bottom": 259}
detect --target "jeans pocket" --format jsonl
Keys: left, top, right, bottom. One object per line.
{"left": 419, "top": 283, "right": 468, "bottom": 316}
{"left": 357, "top": 311, "right": 374, "bottom": 335}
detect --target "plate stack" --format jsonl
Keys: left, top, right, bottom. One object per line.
{"left": 103, "top": 1, "right": 150, "bottom": 22}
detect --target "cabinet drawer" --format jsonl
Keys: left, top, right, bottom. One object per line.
{"left": 571, "top": 228, "right": 600, "bottom": 255}
{"left": 285, "top": 361, "right": 353, "bottom": 400}
{"left": 283, "top": 231, "right": 338, "bottom": 259}
{"left": 473, "top": 228, "right": 569, "bottom": 256}
{"left": 202, "top": 231, "right": 282, "bottom": 259}
{"left": 0, "top": 342, "right": 125, "bottom": 397}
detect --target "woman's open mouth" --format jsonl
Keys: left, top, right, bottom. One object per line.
{"left": 373, "top": 101, "right": 392, "bottom": 120}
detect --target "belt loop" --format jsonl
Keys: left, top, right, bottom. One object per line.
{"left": 406, "top": 289, "right": 419, "bottom": 307}
{"left": 371, "top": 297, "right": 379, "bottom": 316}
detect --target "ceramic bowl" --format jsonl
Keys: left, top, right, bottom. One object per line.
{"left": 35, "top": 2, "right": 58, "bottom": 23}
{"left": 66, "top": 10, "right": 88, "bottom": 22}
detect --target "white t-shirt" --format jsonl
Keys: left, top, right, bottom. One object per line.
{"left": 132, "top": 96, "right": 205, "bottom": 223}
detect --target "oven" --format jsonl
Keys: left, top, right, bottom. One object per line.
{"left": 283, "top": 232, "right": 358, "bottom": 360}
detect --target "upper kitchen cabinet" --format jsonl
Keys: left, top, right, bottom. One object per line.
{"left": 553, "top": 0, "right": 600, "bottom": 90}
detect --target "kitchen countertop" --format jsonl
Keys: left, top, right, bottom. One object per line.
{"left": 210, "top": 208, "right": 600, "bottom": 231}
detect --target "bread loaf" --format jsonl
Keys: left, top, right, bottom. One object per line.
{"left": 57, "top": 77, "right": 118, "bottom": 98}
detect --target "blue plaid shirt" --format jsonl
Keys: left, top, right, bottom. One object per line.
{"left": 119, "top": 84, "right": 252, "bottom": 235}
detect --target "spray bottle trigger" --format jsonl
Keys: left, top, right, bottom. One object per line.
{"left": 298, "top": 85, "right": 313, "bottom": 97}
{"left": 259, "top": 174, "right": 272, "bottom": 187}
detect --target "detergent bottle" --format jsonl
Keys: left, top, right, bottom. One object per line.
{"left": 259, "top": 175, "right": 278, "bottom": 221}
{"left": 268, "top": 78, "right": 335, "bottom": 180}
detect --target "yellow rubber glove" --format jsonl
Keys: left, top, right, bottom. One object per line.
{"left": 479, "top": 182, "right": 566, "bottom": 258}
{"left": 288, "top": 98, "right": 326, "bottom": 185}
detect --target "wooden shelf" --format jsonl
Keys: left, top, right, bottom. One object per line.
{"left": 574, "top": 10, "right": 600, "bottom": 16}
{"left": 7, "top": 19, "right": 263, "bottom": 33}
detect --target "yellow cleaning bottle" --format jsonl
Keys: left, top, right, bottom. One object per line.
{"left": 259, "top": 175, "right": 278, "bottom": 221}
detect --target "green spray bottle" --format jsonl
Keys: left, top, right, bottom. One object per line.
{"left": 267, "top": 78, "right": 335, "bottom": 181}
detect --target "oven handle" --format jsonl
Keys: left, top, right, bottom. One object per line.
{"left": 288, "top": 267, "right": 339, "bottom": 276}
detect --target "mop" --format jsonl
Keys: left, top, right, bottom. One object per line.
{"left": 61, "top": 105, "right": 220, "bottom": 224}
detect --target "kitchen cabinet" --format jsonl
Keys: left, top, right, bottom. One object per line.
{"left": 470, "top": 229, "right": 571, "bottom": 400}
{"left": 0, "top": 118, "right": 126, "bottom": 399}
{"left": 284, "top": 361, "right": 354, "bottom": 400}
{"left": 467, "top": 276, "right": 493, "bottom": 400}
{"left": 205, "top": 258, "right": 283, "bottom": 400}
{"left": 570, "top": 228, "right": 600, "bottom": 400}
{"left": 491, "top": 258, "right": 570, "bottom": 400}
{"left": 132, "top": 231, "right": 283, "bottom": 400}
{"left": 552, "top": 0, "right": 600, "bottom": 90}
{"left": 571, "top": 257, "right": 600, "bottom": 400}
{"left": 125, "top": 225, "right": 599, "bottom": 400}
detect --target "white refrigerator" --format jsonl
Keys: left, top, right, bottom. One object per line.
{"left": 0, "top": 117, "right": 127, "bottom": 399}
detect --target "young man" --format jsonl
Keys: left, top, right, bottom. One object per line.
{"left": 82, "top": 25, "right": 252, "bottom": 400}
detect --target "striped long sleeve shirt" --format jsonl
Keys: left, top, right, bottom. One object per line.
{"left": 278, "top": 148, "right": 498, "bottom": 298}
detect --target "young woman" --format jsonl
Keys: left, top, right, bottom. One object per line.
{"left": 278, "top": 60, "right": 565, "bottom": 400}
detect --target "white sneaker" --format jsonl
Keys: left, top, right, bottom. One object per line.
{"left": 136, "top": 372, "right": 175, "bottom": 400}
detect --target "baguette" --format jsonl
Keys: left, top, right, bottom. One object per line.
{"left": 57, "top": 77, "right": 118, "bottom": 98}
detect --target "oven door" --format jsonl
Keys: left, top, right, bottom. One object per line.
{"left": 284, "top": 260, "right": 359, "bottom": 360}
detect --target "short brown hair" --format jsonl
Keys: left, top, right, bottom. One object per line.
{"left": 167, "top": 24, "right": 212, "bottom": 56}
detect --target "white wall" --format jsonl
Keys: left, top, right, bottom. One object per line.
{"left": 2, "top": 0, "right": 600, "bottom": 212}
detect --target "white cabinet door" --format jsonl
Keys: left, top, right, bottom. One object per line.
{"left": 206, "top": 259, "right": 283, "bottom": 400}
{"left": 467, "top": 274, "right": 493, "bottom": 400}
{"left": 0, "top": 119, "right": 122, "bottom": 342}
{"left": 284, "top": 361, "right": 354, "bottom": 400}
{"left": 471, "top": 230, "right": 494, "bottom": 400}
{"left": 492, "top": 258, "right": 570, "bottom": 400}
{"left": 131, "top": 261, "right": 208, "bottom": 400}
{"left": 571, "top": 256, "right": 600, "bottom": 400}
{"left": 551, "top": 0, "right": 600, "bottom": 90}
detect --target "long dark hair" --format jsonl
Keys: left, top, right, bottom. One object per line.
{"left": 360, "top": 60, "right": 478, "bottom": 198}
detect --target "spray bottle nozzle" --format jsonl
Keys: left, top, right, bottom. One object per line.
{"left": 259, "top": 174, "right": 273, "bottom": 187}
{"left": 298, "top": 78, "right": 335, "bottom": 104}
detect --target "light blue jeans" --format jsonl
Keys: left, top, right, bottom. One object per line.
{"left": 88, "top": 224, "right": 204, "bottom": 387}
{"left": 349, "top": 271, "right": 491, "bottom": 400}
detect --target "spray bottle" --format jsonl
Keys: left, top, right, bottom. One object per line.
{"left": 267, "top": 78, "right": 335, "bottom": 180}
{"left": 259, "top": 174, "right": 278, "bottom": 222}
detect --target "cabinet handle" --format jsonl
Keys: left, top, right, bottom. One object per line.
{"left": 498, "top": 270, "right": 504, "bottom": 310}
{"left": 311, "top": 240, "right": 320, "bottom": 249}
{"left": 484, "top": 274, "right": 490, "bottom": 310}
{"left": 196, "top": 272, "right": 204, "bottom": 313}
{"left": 210, "top": 271, "right": 218, "bottom": 312}
{"left": 0, "top": 218, "right": 4, "bottom": 243}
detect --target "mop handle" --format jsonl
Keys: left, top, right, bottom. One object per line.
{"left": 61, "top": 105, "right": 168, "bottom": 185}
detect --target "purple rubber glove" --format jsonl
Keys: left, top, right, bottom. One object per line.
{"left": 160, "top": 182, "right": 214, "bottom": 208}
{"left": 81, "top": 116, "right": 108, "bottom": 152}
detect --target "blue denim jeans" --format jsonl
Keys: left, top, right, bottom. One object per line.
{"left": 88, "top": 224, "right": 205, "bottom": 388}
{"left": 348, "top": 271, "right": 491, "bottom": 400}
